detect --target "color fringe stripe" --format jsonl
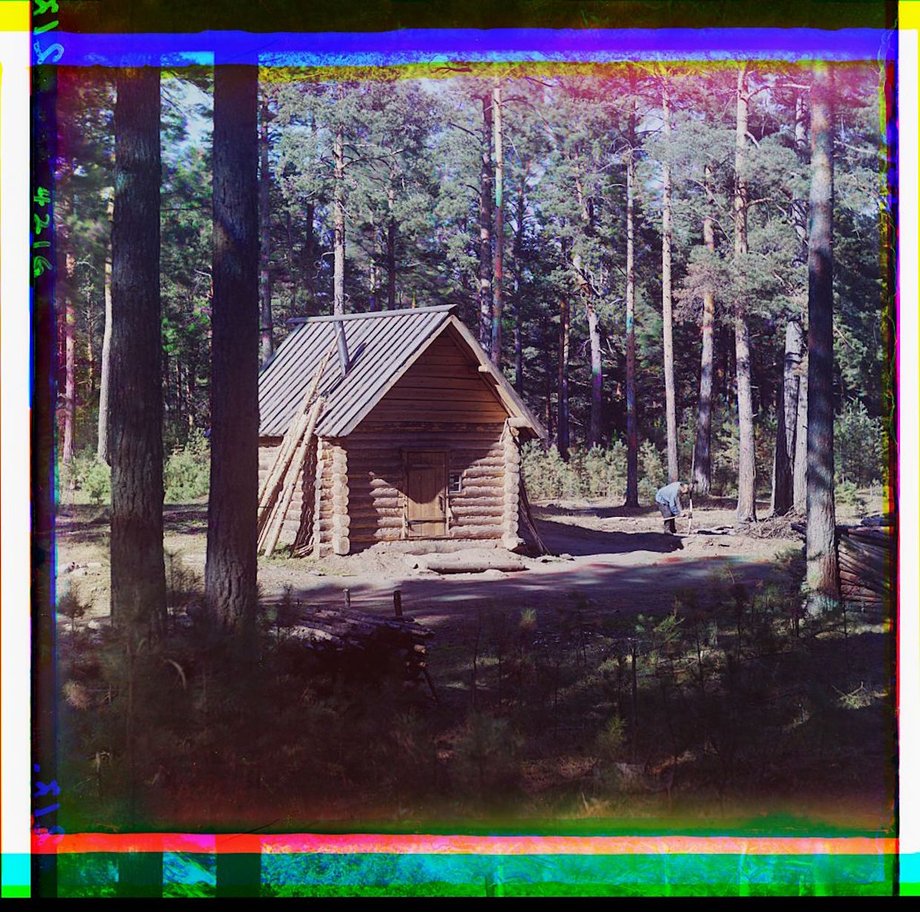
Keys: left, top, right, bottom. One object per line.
{"left": 10, "top": 847, "right": 906, "bottom": 898}
{"left": 30, "top": 833, "right": 899, "bottom": 856}
{"left": 43, "top": 28, "right": 894, "bottom": 68}
{"left": 12, "top": 836, "right": 902, "bottom": 897}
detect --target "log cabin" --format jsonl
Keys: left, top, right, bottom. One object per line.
{"left": 258, "top": 305, "right": 547, "bottom": 556}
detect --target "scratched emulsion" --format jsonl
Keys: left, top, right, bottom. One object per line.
{"left": 51, "top": 850, "right": 894, "bottom": 897}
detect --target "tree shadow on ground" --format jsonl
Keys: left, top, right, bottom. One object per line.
{"left": 535, "top": 518, "right": 685, "bottom": 557}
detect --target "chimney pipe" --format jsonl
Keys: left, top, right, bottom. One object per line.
{"left": 334, "top": 320, "right": 350, "bottom": 375}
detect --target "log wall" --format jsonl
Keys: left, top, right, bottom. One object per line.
{"left": 344, "top": 422, "right": 506, "bottom": 549}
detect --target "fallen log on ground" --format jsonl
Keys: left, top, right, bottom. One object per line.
{"left": 409, "top": 552, "right": 527, "bottom": 574}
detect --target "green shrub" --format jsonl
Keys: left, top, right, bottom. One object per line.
{"left": 83, "top": 459, "right": 112, "bottom": 505}
{"left": 57, "top": 584, "right": 88, "bottom": 635}
{"left": 452, "top": 711, "right": 523, "bottom": 797}
{"left": 165, "top": 431, "right": 210, "bottom": 503}
{"left": 835, "top": 400, "right": 885, "bottom": 487}
{"left": 61, "top": 448, "right": 111, "bottom": 504}
{"left": 637, "top": 441, "right": 667, "bottom": 504}
{"left": 596, "top": 714, "right": 626, "bottom": 761}
{"left": 521, "top": 442, "right": 571, "bottom": 500}
{"left": 835, "top": 479, "right": 864, "bottom": 513}
{"left": 522, "top": 440, "right": 644, "bottom": 503}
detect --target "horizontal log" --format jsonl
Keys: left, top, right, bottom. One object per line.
{"left": 349, "top": 531, "right": 406, "bottom": 543}
{"left": 348, "top": 499, "right": 402, "bottom": 512}
{"left": 458, "top": 466, "right": 506, "bottom": 480}
{"left": 448, "top": 494, "right": 502, "bottom": 508}
{"left": 450, "top": 523, "right": 502, "bottom": 541}
{"left": 839, "top": 567, "right": 888, "bottom": 584}
{"left": 349, "top": 517, "right": 405, "bottom": 530}
{"left": 454, "top": 457, "right": 505, "bottom": 468}
{"left": 448, "top": 504, "right": 504, "bottom": 518}
{"left": 347, "top": 475, "right": 403, "bottom": 487}
{"left": 839, "top": 532, "right": 891, "bottom": 550}
{"left": 453, "top": 486, "right": 503, "bottom": 500}
{"left": 348, "top": 496, "right": 402, "bottom": 509}
{"left": 837, "top": 553, "right": 891, "bottom": 577}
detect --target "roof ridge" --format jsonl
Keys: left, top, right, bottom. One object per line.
{"left": 287, "top": 304, "right": 456, "bottom": 325}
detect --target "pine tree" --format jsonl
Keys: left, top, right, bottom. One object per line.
{"left": 205, "top": 65, "right": 260, "bottom": 633}
{"left": 109, "top": 66, "right": 166, "bottom": 636}
{"left": 805, "top": 62, "right": 840, "bottom": 612}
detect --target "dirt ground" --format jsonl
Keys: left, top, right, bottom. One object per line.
{"left": 55, "top": 493, "right": 880, "bottom": 637}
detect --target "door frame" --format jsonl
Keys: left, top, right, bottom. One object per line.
{"left": 402, "top": 448, "right": 449, "bottom": 539}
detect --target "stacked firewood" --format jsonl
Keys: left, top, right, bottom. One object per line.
{"left": 283, "top": 603, "right": 434, "bottom": 694}
{"left": 837, "top": 520, "right": 894, "bottom": 608}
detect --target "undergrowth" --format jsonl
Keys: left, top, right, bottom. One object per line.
{"left": 56, "top": 550, "right": 893, "bottom": 832}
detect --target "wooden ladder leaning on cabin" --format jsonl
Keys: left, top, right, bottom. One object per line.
{"left": 257, "top": 344, "right": 334, "bottom": 557}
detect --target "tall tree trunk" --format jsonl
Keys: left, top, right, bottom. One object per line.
{"left": 490, "top": 81, "right": 504, "bottom": 366}
{"left": 660, "top": 74, "right": 679, "bottom": 483}
{"left": 478, "top": 93, "right": 493, "bottom": 354}
{"left": 793, "top": 89, "right": 810, "bottom": 255}
{"left": 369, "top": 227, "right": 380, "bottom": 312}
{"left": 97, "top": 215, "right": 113, "bottom": 463}
{"left": 304, "top": 201, "right": 315, "bottom": 308}
{"left": 587, "top": 300, "right": 603, "bottom": 448}
{"left": 788, "top": 91, "right": 810, "bottom": 508}
{"left": 805, "top": 62, "right": 840, "bottom": 611}
{"left": 693, "top": 165, "right": 717, "bottom": 495}
{"left": 284, "top": 210, "right": 300, "bottom": 313}
{"left": 770, "top": 349, "right": 794, "bottom": 515}
{"left": 387, "top": 180, "right": 397, "bottom": 311}
{"left": 784, "top": 319, "right": 804, "bottom": 460}
{"left": 543, "top": 318, "right": 555, "bottom": 442}
{"left": 572, "top": 243, "right": 603, "bottom": 451}
{"left": 624, "top": 99, "right": 639, "bottom": 507}
{"left": 85, "top": 303, "right": 95, "bottom": 396}
{"left": 258, "top": 94, "right": 274, "bottom": 367}
{"left": 110, "top": 67, "right": 166, "bottom": 637}
{"left": 62, "top": 249, "right": 76, "bottom": 484}
{"left": 333, "top": 124, "right": 345, "bottom": 316}
{"left": 734, "top": 66, "right": 757, "bottom": 523}
{"left": 513, "top": 172, "right": 526, "bottom": 393}
{"left": 557, "top": 298, "right": 570, "bottom": 460}
{"left": 772, "top": 320, "right": 802, "bottom": 514}
{"left": 206, "top": 65, "right": 260, "bottom": 634}
{"left": 793, "top": 356, "right": 808, "bottom": 512}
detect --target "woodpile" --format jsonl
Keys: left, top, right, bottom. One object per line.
{"left": 837, "top": 522, "right": 894, "bottom": 608}
{"left": 283, "top": 604, "right": 434, "bottom": 695}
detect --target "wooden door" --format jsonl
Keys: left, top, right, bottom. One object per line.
{"left": 405, "top": 450, "right": 447, "bottom": 538}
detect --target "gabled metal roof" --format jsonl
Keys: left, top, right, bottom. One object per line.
{"left": 258, "top": 305, "right": 546, "bottom": 440}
